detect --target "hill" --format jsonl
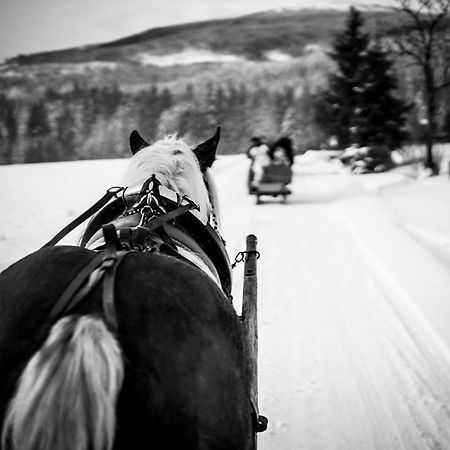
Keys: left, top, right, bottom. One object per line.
{"left": 6, "top": 8, "right": 400, "bottom": 65}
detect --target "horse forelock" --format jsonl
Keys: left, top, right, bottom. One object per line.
{"left": 121, "top": 136, "right": 213, "bottom": 222}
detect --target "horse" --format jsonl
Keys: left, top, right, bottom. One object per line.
{"left": 0, "top": 128, "right": 257, "bottom": 450}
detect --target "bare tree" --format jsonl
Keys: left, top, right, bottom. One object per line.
{"left": 391, "top": 0, "right": 450, "bottom": 173}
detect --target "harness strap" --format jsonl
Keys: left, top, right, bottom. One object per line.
{"left": 43, "top": 187, "right": 125, "bottom": 248}
{"left": 143, "top": 201, "right": 198, "bottom": 232}
{"left": 87, "top": 200, "right": 198, "bottom": 252}
{"left": 49, "top": 225, "right": 129, "bottom": 331}
{"left": 102, "top": 252, "right": 129, "bottom": 332}
{"left": 100, "top": 224, "right": 129, "bottom": 331}
{"left": 164, "top": 224, "right": 220, "bottom": 281}
{"left": 155, "top": 225, "right": 177, "bottom": 251}
{"left": 49, "top": 254, "right": 105, "bottom": 321}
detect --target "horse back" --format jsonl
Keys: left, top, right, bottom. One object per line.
{"left": 0, "top": 246, "right": 253, "bottom": 450}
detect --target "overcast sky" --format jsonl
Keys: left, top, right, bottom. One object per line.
{"left": 0, "top": 0, "right": 390, "bottom": 63}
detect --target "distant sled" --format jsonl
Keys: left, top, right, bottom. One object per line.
{"left": 250, "top": 164, "right": 293, "bottom": 204}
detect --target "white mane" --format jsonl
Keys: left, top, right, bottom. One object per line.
{"left": 203, "top": 169, "right": 222, "bottom": 233}
{"left": 121, "top": 136, "right": 217, "bottom": 226}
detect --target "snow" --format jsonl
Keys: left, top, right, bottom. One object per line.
{"left": 1, "top": 152, "right": 450, "bottom": 449}
{"left": 135, "top": 49, "right": 246, "bottom": 66}
{"left": 264, "top": 50, "right": 293, "bottom": 62}
{"left": 134, "top": 49, "right": 292, "bottom": 67}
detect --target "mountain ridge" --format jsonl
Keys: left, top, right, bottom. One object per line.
{"left": 6, "top": 7, "right": 399, "bottom": 66}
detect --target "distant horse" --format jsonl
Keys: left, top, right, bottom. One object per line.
{"left": 0, "top": 128, "right": 256, "bottom": 450}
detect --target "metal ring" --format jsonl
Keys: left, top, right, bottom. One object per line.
{"left": 248, "top": 250, "right": 261, "bottom": 260}
{"left": 107, "top": 186, "right": 125, "bottom": 197}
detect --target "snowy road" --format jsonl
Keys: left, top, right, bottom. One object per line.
{"left": 1, "top": 154, "right": 450, "bottom": 449}
{"left": 213, "top": 155, "right": 450, "bottom": 450}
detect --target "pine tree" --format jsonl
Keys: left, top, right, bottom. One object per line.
{"left": 316, "top": 7, "right": 408, "bottom": 149}
{"left": 354, "top": 41, "right": 409, "bottom": 149}
{"left": 316, "top": 7, "right": 370, "bottom": 147}
{"left": 135, "top": 86, "right": 159, "bottom": 140}
{"left": 25, "top": 100, "right": 56, "bottom": 162}
{"left": 27, "top": 101, "right": 51, "bottom": 137}
{"left": 0, "top": 96, "right": 18, "bottom": 163}
{"left": 55, "top": 105, "right": 77, "bottom": 159}
{"left": 224, "top": 83, "right": 249, "bottom": 153}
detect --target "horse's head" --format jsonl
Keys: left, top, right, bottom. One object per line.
{"left": 121, "top": 127, "right": 221, "bottom": 229}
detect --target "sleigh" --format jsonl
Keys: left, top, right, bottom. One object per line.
{"left": 251, "top": 164, "right": 292, "bottom": 204}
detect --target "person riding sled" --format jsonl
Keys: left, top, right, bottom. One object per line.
{"left": 269, "top": 136, "right": 294, "bottom": 166}
{"left": 247, "top": 136, "right": 271, "bottom": 193}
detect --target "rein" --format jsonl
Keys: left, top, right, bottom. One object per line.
{"left": 48, "top": 224, "right": 130, "bottom": 332}
{"left": 42, "top": 186, "right": 126, "bottom": 248}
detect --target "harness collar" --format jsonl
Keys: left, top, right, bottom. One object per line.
{"left": 80, "top": 175, "right": 232, "bottom": 298}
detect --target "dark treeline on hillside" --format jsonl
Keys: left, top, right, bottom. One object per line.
{"left": 0, "top": 81, "right": 326, "bottom": 164}
{"left": 3, "top": 63, "right": 449, "bottom": 165}
{"left": 2, "top": 73, "right": 449, "bottom": 165}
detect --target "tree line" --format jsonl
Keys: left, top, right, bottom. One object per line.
{"left": 0, "top": 81, "right": 326, "bottom": 164}
{"left": 315, "top": 0, "right": 450, "bottom": 173}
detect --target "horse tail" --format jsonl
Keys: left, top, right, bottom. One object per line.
{"left": 2, "top": 315, "right": 124, "bottom": 450}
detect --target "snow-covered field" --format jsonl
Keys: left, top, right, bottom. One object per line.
{"left": 1, "top": 152, "right": 450, "bottom": 449}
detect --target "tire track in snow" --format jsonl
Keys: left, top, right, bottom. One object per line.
{"left": 332, "top": 212, "right": 450, "bottom": 450}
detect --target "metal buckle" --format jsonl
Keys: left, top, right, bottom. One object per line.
{"left": 107, "top": 186, "right": 126, "bottom": 198}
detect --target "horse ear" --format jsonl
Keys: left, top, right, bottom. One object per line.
{"left": 129, "top": 130, "right": 149, "bottom": 155}
{"left": 192, "top": 127, "right": 220, "bottom": 171}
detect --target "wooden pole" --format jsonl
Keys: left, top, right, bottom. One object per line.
{"left": 241, "top": 234, "right": 267, "bottom": 443}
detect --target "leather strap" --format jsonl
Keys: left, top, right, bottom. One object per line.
{"left": 49, "top": 225, "right": 130, "bottom": 331}
{"left": 43, "top": 187, "right": 125, "bottom": 248}
{"left": 48, "top": 252, "right": 108, "bottom": 321}
{"left": 102, "top": 251, "right": 130, "bottom": 332}
{"left": 143, "top": 202, "right": 198, "bottom": 232}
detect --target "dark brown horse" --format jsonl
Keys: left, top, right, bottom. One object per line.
{"left": 0, "top": 129, "right": 258, "bottom": 450}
